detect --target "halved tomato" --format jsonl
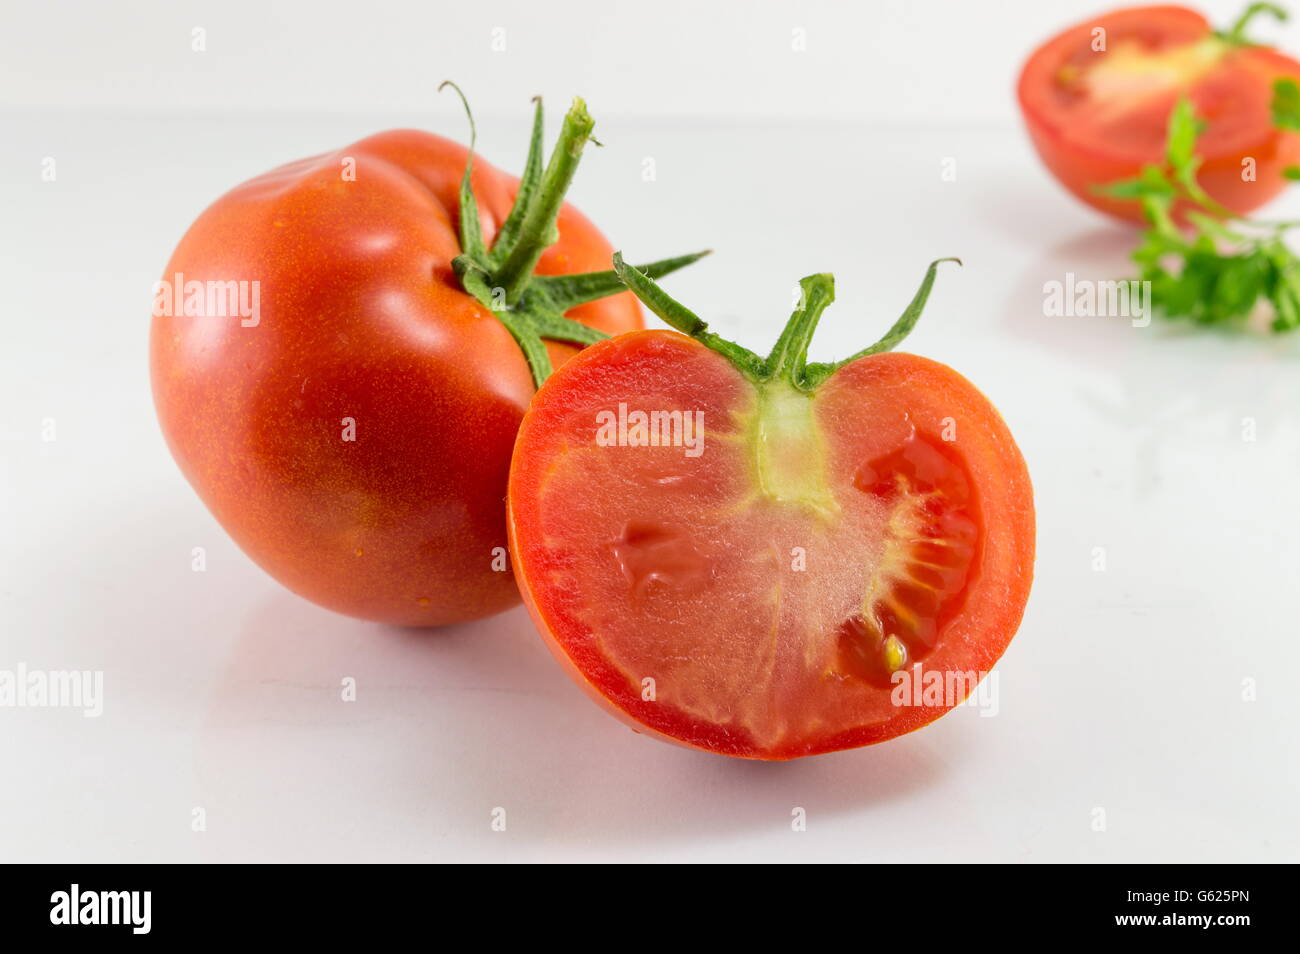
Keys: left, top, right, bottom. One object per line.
{"left": 1018, "top": 4, "right": 1300, "bottom": 223}
{"left": 507, "top": 260, "right": 1035, "bottom": 759}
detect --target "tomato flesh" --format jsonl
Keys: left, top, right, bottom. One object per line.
{"left": 836, "top": 433, "right": 979, "bottom": 689}
{"left": 1017, "top": 5, "right": 1300, "bottom": 223}
{"left": 508, "top": 331, "right": 1034, "bottom": 759}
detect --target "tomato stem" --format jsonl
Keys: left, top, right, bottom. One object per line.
{"left": 439, "top": 81, "right": 488, "bottom": 258}
{"left": 531, "top": 250, "right": 712, "bottom": 308}
{"left": 439, "top": 85, "right": 707, "bottom": 388}
{"left": 764, "top": 274, "right": 835, "bottom": 388}
{"left": 804, "top": 258, "right": 961, "bottom": 386}
{"left": 612, "top": 252, "right": 765, "bottom": 376}
{"left": 1216, "top": 2, "right": 1288, "bottom": 46}
{"left": 614, "top": 255, "right": 961, "bottom": 389}
{"left": 489, "top": 96, "right": 547, "bottom": 270}
{"left": 494, "top": 99, "right": 595, "bottom": 305}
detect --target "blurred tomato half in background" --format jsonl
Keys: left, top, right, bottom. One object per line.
{"left": 1018, "top": 4, "right": 1300, "bottom": 223}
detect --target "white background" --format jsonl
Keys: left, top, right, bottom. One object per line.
{"left": 2, "top": 0, "right": 1298, "bottom": 862}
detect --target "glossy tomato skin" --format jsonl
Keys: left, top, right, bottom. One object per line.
{"left": 151, "top": 130, "right": 641, "bottom": 625}
{"left": 507, "top": 330, "right": 1034, "bottom": 759}
{"left": 1018, "top": 5, "right": 1300, "bottom": 224}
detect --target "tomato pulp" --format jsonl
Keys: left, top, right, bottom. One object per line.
{"left": 508, "top": 261, "right": 1035, "bottom": 759}
{"left": 1018, "top": 4, "right": 1300, "bottom": 223}
{"left": 151, "top": 95, "right": 705, "bottom": 625}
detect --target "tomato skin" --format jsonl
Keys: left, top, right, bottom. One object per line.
{"left": 150, "top": 130, "right": 641, "bottom": 626}
{"left": 507, "top": 330, "right": 1035, "bottom": 759}
{"left": 1017, "top": 5, "right": 1300, "bottom": 224}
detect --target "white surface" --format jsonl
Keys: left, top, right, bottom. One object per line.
{"left": 3, "top": 0, "right": 1299, "bottom": 863}
{"left": 4, "top": 0, "right": 1293, "bottom": 123}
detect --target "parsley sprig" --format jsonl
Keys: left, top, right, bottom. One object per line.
{"left": 1097, "top": 83, "right": 1300, "bottom": 333}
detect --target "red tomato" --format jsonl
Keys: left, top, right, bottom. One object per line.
{"left": 151, "top": 98, "right": 702, "bottom": 625}
{"left": 1018, "top": 4, "right": 1300, "bottom": 223}
{"left": 507, "top": 262, "right": 1035, "bottom": 759}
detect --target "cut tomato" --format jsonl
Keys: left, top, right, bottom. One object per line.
{"left": 508, "top": 260, "right": 1035, "bottom": 759}
{"left": 1017, "top": 4, "right": 1300, "bottom": 223}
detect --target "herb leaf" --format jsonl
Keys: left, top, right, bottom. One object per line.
{"left": 1093, "top": 87, "right": 1300, "bottom": 335}
{"left": 1272, "top": 77, "right": 1300, "bottom": 130}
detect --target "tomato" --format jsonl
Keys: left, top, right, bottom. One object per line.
{"left": 151, "top": 94, "right": 705, "bottom": 625}
{"left": 507, "top": 260, "right": 1035, "bottom": 759}
{"left": 1018, "top": 4, "right": 1300, "bottom": 224}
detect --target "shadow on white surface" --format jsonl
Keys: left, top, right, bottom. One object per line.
{"left": 190, "top": 589, "right": 963, "bottom": 860}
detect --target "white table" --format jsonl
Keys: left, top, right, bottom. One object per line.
{"left": 3, "top": 2, "right": 1298, "bottom": 863}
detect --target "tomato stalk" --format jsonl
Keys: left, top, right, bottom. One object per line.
{"left": 439, "top": 83, "right": 709, "bottom": 387}
{"left": 764, "top": 274, "right": 836, "bottom": 387}
{"left": 493, "top": 100, "right": 594, "bottom": 304}
{"left": 612, "top": 254, "right": 959, "bottom": 514}
{"left": 611, "top": 253, "right": 961, "bottom": 390}
{"left": 1215, "top": 2, "right": 1288, "bottom": 46}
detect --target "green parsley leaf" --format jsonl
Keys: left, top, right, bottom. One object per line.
{"left": 1272, "top": 77, "right": 1300, "bottom": 131}
{"left": 1091, "top": 88, "right": 1300, "bottom": 335}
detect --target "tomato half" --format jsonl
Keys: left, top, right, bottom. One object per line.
{"left": 1018, "top": 4, "right": 1300, "bottom": 223}
{"left": 507, "top": 263, "right": 1035, "bottom": 759}
{"left": 151, "top": 97, "right": 704, "bottom": 625}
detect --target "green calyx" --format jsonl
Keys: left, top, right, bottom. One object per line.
{"left": 439, "top": 82, "right": 709, "bottom": 388}
{"left": 611, "top": 252, "right": 961, "bottom": 390}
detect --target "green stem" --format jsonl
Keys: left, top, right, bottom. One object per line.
{"left": 535, "top": 250, "right": 712, "bottom": 308}
{"left": 488, "top": 97, "right": 546, "bottom": 267}
{"left": 438, "top": 86, "right": 706, "bottom": 389}
{"left": 613, "top": 255, "right": 959, "bottom": 389}
{"left": 438, "top": 81, "right": 486, "bottom": 258}
{"left": 612, "top": 253, "right": 765, "bottom": 376}
{"left": 810, "top": 258, "right": 960, "bottom": 376}
{"left": 495, "top": 99, "right": 595, "bottom": 305}
{"left": 1218, "top": 2, "right": 1288, "bottom": 45}
{"left": 763, "top": 274, "right": 834, "bottom": 388}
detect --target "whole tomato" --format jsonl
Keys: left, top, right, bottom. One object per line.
{"left": 151, "top": 92, "right": 704, "bottom": 625}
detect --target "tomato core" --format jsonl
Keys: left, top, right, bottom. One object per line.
{"left": 748, "top": 380, "right": 835, "bottom": 515}
{"left": 1070, "top": 36, "right": 1225, "bottom": 108}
